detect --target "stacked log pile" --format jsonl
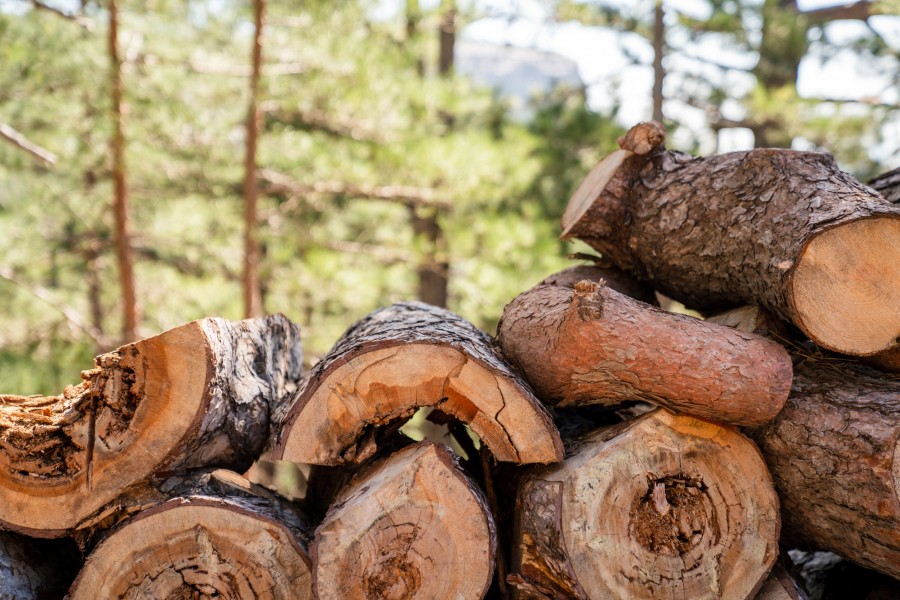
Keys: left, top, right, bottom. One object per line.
{"left": 0, "top": 122, "right": 897, "bottom": 599}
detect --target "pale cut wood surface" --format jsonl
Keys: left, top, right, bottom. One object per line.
{"left": 271, "top": 302, "right": 562, "bottom": 466}
{"left": 311, "top": 441, "right": 496, "bottom": 600}
{"left": 0, "top": 315, "right": 302, "bottom": 536}
{"left": 510, "top": 409, "right": 780, "bottom": 600}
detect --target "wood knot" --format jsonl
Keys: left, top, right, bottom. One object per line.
{"left": 617, "top": 122, "right": 666, "bottom": 155}
{"left": 574, "top": 280, "right": 605, "bottom": 320}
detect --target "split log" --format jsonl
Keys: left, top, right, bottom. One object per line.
{"left": 561, "top": 121, "right": 900, "bottom": 356}
{"left": 311, "top": 440, "right": 496, "bottom": 600}
{"left": 68, "top": 469, "right": 313, "bottom": 599}
{"left": 0, "top": 531, "right": 80, "bottom": 599}
{"left": 751, "top": 360, "right": 900, "bottom": 579}
{"left": 509, "top": 409, "right": 780, "bottom": 600}
{"left": 270, "top": 302, "right": 563, "bottom": 466}
{"left": 0, "top": 314, "right": 302, "bottom": 536}
{"left": 497, "top": 279, "right": 792, "bottom": 426}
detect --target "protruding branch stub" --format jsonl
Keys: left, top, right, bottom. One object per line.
{"left": 616, "top": 121, "right": 666, "bottom": 155}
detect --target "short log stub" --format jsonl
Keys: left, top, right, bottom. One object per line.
{"left": 562, "top": 122, "right": 900, "bottom": 357}
{"left": 0, "top": 315, "right": 302, "bottom": 536}
{"left": 311, "top": 441, "right": 496, "bottom": 600}
{"left": 497, "top": 281, "right": 792, "bottom": 426}
{"left": 271, "top": 302, "right": 563, "bottom": 466}
{"left": 68, "top": 469, "right": 313, "bottom": 599}
{"left": 510, "top": 409, "right": 780, "bottom": 600}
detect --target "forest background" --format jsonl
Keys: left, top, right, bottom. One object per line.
{"left": 0, "top": 0, "right": 897, "bottom": 395}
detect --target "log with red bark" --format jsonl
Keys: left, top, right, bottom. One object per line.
{"left": 497, "top": 278, "right": 792, "bottom": 426}
{"left": 311, "top": 440, "right": 496, "bottom": 600}
{"left": 561, "top": 122, "right": 900, "bottom": 357}
{"left": 270, "top": 302, "right": 563, "bottom": 466}
{"left": 67, "top": 469, "right": 313, "bottom": 599}
{"left": 750, "top": 359, "right": 900, "bottom": 580}
{"left": 509, "top": 409, "right": 780, "bottom": 600}
{"left": 0, "top": 315, "right": 302, "bottom": 537}
{"left": 0, "top": 531, "right": 80, "bottom": 599}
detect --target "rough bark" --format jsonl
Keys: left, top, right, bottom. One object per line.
{"left": 270, "top": 302, "right": 562, "bottom": 466}
{"left": 242, "top": 0, "right": 265, "bottom": 319}
{"left": 561, "top": 122, "right": 900, "bottom": 356}
{"left": 311, "top": 441, "right": 496, "bottom": 600}
{"left": 750, "top": 360, "right": 900, "bottom": 579}
{"left": 0, "top": 531, "right": 80, "bottom": 599}
{"left": 0, "top": 314, "right": 302, "bottom": 536}
{"left": 68, "top": 469, "right": 313, "bottom": 599}
{"left": 509, "top": 409, "right": 780, "bottom": 600}
{"left": 108, "top": 0, "right": 138, "bottom": 343}
{"left": 869, "top": 166, "right": 900, "bottom": 204}
{"left": 539, "top": 264, "right": 658, "bottom": 305}
{"left": 497, "top": 279, "right": 792, "bottom": 426}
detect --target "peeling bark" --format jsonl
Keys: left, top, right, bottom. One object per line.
{"left": 497, "top": 280, "right": 792, "bottom": 426}
{"left": 750, "top": 360, "right": 900, "bottom": 579}
{"left": 311, "top": 441, "right": 495, "bottom": 600}
{"left": 510, "top": 409, "right": 780, "bottom": 600}
{"left": 270, "top": 302, "right": 562, "bottom": 466}
{"left": 562, "top": 122, "right": 900, "bottom": 356}
{"left": 0, "top": 314, "right": 302, "bottom": 536}
{"left": 68, "top": 469, "right": 313, "bottom": 599}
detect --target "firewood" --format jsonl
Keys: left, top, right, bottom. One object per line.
{"left": 270, "top": 302, "right": 563, "bottom": 466}
{"left": 0, "top": 531, "right": 80, "bottom": 599}
{"left": 67, "top": 469, "right": 313, "bottom": 599}
{"left": 497, "top": 279, "right": 792, "bottom": 426}
{"left": 509, "top": 409, "right": 780, "bottom": 600}
{"left": 311, "top": 441, "right": 496, "bottom": 600}
{"left": 0, "top": 315, "right": 302, "bottom": 536}
{"left": 751, "top": 359, "right": 900, "bottom": 579}
{"left": 561, "top": 122, "right": 900, "bottom": 357}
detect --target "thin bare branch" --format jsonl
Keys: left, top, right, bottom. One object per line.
{"left": 28, "top": 0, "right": 93, "bottom": 28}
{"left": 799, "top": 0, "right": 874, "bottom": 23}
{"left": 0, "top": 123, "right": 57, "bottom": 166}
{"left": 316, "top": 240, "right": 416, "bottom": 264}
{"left": 259, "top": 104, "right": 388, "bottom": 142}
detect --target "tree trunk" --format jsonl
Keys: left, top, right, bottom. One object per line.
{"left": 0, "top": 315, "right": 302, "bottom": 536}
{"left": 497, "top": 278, "right": 792, "bottom": 426}
{"left": 561, "top": 122, "right": 900, "bottom": 356}
{"left": 652, "top": 0, "right": 665, "bottom": 123}
{"left": 68, "top": 469, "right": 313, "bottom": 599}
{"left": 509, "top": 409, "right": 780, "bottom": 600}
{"left": 0, "top": 531, "right": 80, "bottom": 599}
{"left": 438, "top": 0, "right": 455, "bottom": 77}
{"left": 311, "top": 441, "right": 496, "bottom": 600}
{"left": 108, "top": 0, "right": 138, "bottom": 343}
{"left": 750, "top": 359, "right": 900, "bottom": 579}
{"left": 270, "top": 302, "right": 562, "bottom": 466}
{"left": 410, "top": 205, "right": 449, "bottom": 308}
{"left": 242, "top": 0, "right": 265, "bottom": 318}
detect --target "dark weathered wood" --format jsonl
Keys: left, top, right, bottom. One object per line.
{"left": 311, "top": 441, "right": 496, "bottom": 600}
{"left": 751, "top": 360, "right": 900, "bottom": 579}
{"left": 870, "top": 166, "right": 900, "bottom": 204}
{"left": 497, "top": 279, "right": 792, "bottom": 426}
{"left": 562, "top": 122, "right": 900, "bottom": 356}
{"left": 68, "top": 469, "right": 313, "bottom": 599}
{"left": 0, "top": 315, "right": 302, "bottom": 536}
{"left": 754, "top": 563, "right": 809, "bottom": 600}
{"left": 270, "top": 302, "right": 562, "bottom": 466}
{"left": 509, "top": 409, "right": 780, "bottom": 600}
{"left": 0, "top": 531, "right": 80, "bottom": 599}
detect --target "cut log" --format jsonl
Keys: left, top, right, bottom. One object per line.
{"left": 509, "top": 409, "right": 780, "bottom": 600}
{"left": 540, "top": 264, "right": 658, "bottom": 305}
{"left": 0, "top": 531, "right": 80, "bottom": 599}
{"left": 311, "top": 440, "right": 496, "bottom": 600}
{"left": 497, "top": 279, "right": 792, "bottom": 426}
{"left": 0, "top": 314, "right": 302, "bottom": 536}
{"left": 270, "top": 301, "right": 562, "bottom": 466}
{"left": 68, "top": 469, "right": 313, "bottom": 599}
{"left": 750, "top": 360, "right": 900, "bottom": 579}
{"left": 561, "top": 122, "right": 900, "bottom": 356}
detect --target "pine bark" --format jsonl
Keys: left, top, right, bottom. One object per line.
{"left": 311, "top": 441, "right": 496, "bottom": 600}
{"left": 0, "top": 531, "right": 80, "bottom": 599}
{"left": 0, "top": 315, "right": 302, "bottom": 536}
{"left": 270, "top": 302, "right": 562, "bottom": 466}
{"left": 509, "top": 409, "right": 780, "bottom": 600}
{"left": 750, "top": 360, "right": 900, "bottom": 579}
{"left": 497, "top": 279, "right": 792, "bottom": 426}
{"left": 561, "top": 122, "right": 900, "bottom": 356}
{"left": 68, "top": 469, "right": 313, "bottom": 599}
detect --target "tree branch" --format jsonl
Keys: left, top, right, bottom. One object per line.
{"left": 260, "top": 169, "right": 452, "bottom": 209}
{"left": 799, "top": 0, "right": 874, "bottom": 23}
{"left": 0, "top": 123, "right": 57, "bottom": 166}
{"left": 28, "top": 0, "right": 92, "bottom": 29}
{"left": 259, "top": 103, "right": 388, "bottom": 142}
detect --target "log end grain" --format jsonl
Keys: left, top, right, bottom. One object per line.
{"left": 561, "top": 149, "right": 632, "bottom": 239}
{"left": 791, "top": 216, "right": 900, "bottom": 356}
